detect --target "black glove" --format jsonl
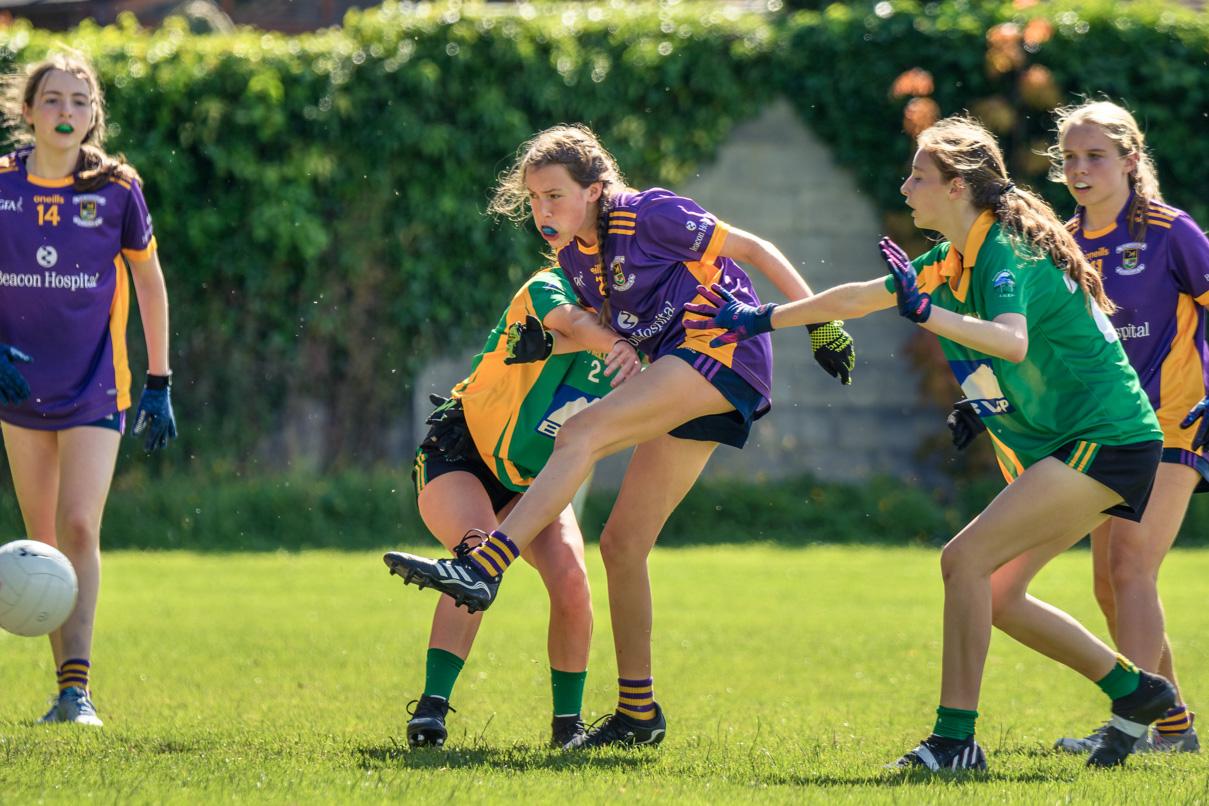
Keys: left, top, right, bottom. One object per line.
{"left": 946, "top": 399, "right": 986, "bottom": 451}
{"left": 0, "top": 342, "right": 33, "bottom": 406}
{"left": 504, "top": 314, "right": 554, "bottom": 364}
{"left": 423, "top": 394, "right": 473, "bottom": 460}
{"left": 806, "top": 321, "right": 855, "bottom": 385}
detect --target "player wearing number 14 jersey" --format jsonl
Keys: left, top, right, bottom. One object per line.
{"left": 0, "top": 142, "right": 155, "bottom": 427}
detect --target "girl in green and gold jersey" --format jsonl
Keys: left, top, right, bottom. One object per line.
{"left": 686, "top": 115, "right": 1174, "bottom": 772}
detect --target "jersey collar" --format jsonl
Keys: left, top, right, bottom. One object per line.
{"left": 939, "top": 210, "right": 996, "bottom": 304}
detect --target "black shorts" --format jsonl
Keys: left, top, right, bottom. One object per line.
{"left": 412, "top": 442, "right": 517, "bottom": 515}
{"left": 1052, "top": 439, "right": 1162, "bottom": 523}
{"left": 664, "top": 347, "right": 768, "bottom": 449}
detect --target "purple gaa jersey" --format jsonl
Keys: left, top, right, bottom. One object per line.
{"left": 0, "top": 147, "right": 157, "bottom": 429}
{"left": 1067, "top": 195, "right": 1209, "bottom": 451}
{"left": 556, "top": 188, "right": 774, "bottom": 405}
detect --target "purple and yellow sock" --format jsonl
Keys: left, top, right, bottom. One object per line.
{"left": 1155, "top": 704, "right": 1193, "bottom": 735}
{"left": 465, "top": 530, "right": 520, "bottom": 578}
{"left": 1096, "top": 654, "right": 1141, "bottom": 701}
{"left": 617, "top": 677, "right": 656, "bottom": 723}
{"left": 58, "top": 658, "right": 90, "bottom": 693}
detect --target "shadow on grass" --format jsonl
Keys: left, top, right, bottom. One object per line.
{"left": 353, "top": 739, "right": 657, "bottom": 772}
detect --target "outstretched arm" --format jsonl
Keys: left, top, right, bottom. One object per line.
{"left": 765, "top": 279, "right": 897, "bottom": 328}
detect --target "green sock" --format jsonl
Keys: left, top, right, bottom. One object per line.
{"left": 933, "top": 705, "right": 978, "bottom": 740}
{"left": 1095, "top": 655, "right": 1141, "bottom": 701}
{"left": 423, "top": 648, "right": 465, "bottom": 701}
{"left": 551, "top": 668, "right": 587, "bottom": 717}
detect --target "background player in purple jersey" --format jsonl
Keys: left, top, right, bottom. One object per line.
{"left": 0, "top": 55, "right": 176, "bottom": 726}
{"left": 387, "top": 123, "right": 854, "bottom": 748}
{"left": 686, "top": 116, "right": 1175, "bottom": 771}
{"left": 1048, "top": 100, "right": 1209, "bottom": 754}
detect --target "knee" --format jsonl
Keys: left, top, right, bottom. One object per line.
{"left": 598, "top": 528, "right": 650, "bottom": 572}
{"left": 938, "top": 541, "right": 970, "bottom": 585}
{"left": 58, "top": 512, "right": 100, "bottom": 555}
{"left": 545, "top": 564, "right": 592, "bottom": 619}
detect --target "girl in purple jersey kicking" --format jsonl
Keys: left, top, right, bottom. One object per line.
{"left": 1049, "top": 100, "right": 1209, "bottom": 754}
{"left": 386, "top": 124, "right": 854, "bottom": 749}
{"left": 0, "top": 55, "right": 176, "bottom": 725}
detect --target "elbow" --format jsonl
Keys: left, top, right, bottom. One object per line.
{"left": 1003, "top": 338, "right": 1028, "bottom": 364}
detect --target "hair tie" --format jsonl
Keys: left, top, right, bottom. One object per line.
{"left": 1002, "top": 181, "right": 1015, "bottom": 194}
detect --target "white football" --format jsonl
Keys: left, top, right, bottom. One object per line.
{"left": 0, "top": 540, "right": 79, "bottom": 637}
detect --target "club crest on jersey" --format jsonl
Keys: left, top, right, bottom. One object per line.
{"left": 611, "top": 256, "right": 636, "bottom": 291}
{"left": 1115, "top": 242, "right": 1146, "bottom": 275}
{"left": 72, "top": 193, "right": 106, "bottom": 228}
{"left": 992, "top": 269, "right": 1016, "bottom": 297}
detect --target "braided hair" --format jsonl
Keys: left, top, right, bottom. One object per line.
{"left": 1048, "top": 100, "right": 1163, "bottom": 243}
{"left": 488, "top": 124, "right": 631, "bottom": 325}
{"left": 918, "top": 115, "right": 1115, "bottom": 314}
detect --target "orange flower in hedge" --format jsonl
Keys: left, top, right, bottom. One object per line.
{"left": 890, "top": 67, "right": 934, "bottom": 100}
{"left": 970, "top": 95, "right": 1015, "bottom": 134}
{"left": 904, "top": 97, "right": 941, "bottom": 138}
{"left": 986, "top": 23, "right": 1025, "bottom": 77}
{"left": 1018, "top": 64, "right": 1062, "bottom": 110}
{"left": 1023, "top": 17, "right": 1054, "bottom": 48}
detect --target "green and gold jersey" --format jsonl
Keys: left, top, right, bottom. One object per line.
{"left": 451, "top": 268, "right": 617, "bottom": 492}
{"left": 888, "top": 212, "right": 1161, "bottom": 481}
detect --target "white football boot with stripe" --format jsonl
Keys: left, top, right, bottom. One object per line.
{"left": 891, "top": 734, "right": 987, "bottom": 771}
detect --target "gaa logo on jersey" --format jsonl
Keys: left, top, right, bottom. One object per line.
{"left": 1115, "top": 242, "right": 1147, "bottom": 275}
{"left": 610, "top": 256, "right": 636, "bottom": 292}
{"left": 72, "top": 194, "right": 106, "bottom": 229}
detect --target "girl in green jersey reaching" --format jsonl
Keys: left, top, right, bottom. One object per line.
{"left": 686, "top": 115, "right": 1174, "bottom": 772}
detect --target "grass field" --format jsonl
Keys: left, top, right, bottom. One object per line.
{"left": 2, "top": 544, "right": 1207, "bottom": 804}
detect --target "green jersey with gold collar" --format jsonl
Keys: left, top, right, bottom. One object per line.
{"left": 888, "top": 212, "right": 1160, "bottom": 481}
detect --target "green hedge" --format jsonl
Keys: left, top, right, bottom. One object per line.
{"left": 0, "top": 0, "right": 1207, "bottom": 481}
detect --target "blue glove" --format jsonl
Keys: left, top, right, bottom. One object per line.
{"left": 806, "top": 321, "right": 855, "bottom": 385}
{"left": 946, "top": 399, "right": 986, "bottom": 450}
{"left": 132, "top": 376, "right": 177, "bottom": 452}
{"left": 0, "top": 342, "right": 33, "bottom": 406}
{"left": 1181, "top": 396, "right": 1209, "bottom": 451}
{"left": 683, "top": 283, "right": 776, "bottom": 347}
{"left": 879, "top": 237, "right": 932, "bottom": 324}
{"left": 503, "top": 315, "right": 554, "bottom": 364}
